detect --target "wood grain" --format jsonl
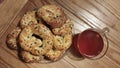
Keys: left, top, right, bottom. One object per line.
{"left": 0, "top": 0, "right": 28, "bottom": 38}
{"left": 0, "top": 0, "right": 120, "bottom": 68}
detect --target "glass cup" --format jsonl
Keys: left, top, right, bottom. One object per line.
{"left": 67, "top": 27, "right": 109, "bottom": 60}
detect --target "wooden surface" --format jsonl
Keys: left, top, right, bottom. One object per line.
{"left": 0, "top": 0, "right": 120, "bottom": 68}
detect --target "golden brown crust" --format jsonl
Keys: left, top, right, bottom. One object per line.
{"left": 7, "top": 5, "right": 73, "bottom": 62}
{"left": 45, "top": 19, "right": 73, "bottom": 61}
{"left": 51, "top": 19, "right": 73, "bottom": 51}
{"left": 19, "top": 23, "right": 53, "bottom": 56}
{"left": 20, "top": 11, "right": 38, "bottom": 29}
{"left": 6, "top": 27, "right": 21, "bottom": 49}
{"left": 53, "top": 34, "right": 72, "bottom": 50}
{"left": 37, "top": 5, "right": 67, "bottom": 28}
{"left": 45, "top": 50, "right": 65, "bottom": 61}
{"left": 6, "top": 27, "right": 44, "bottom": 63}
{"left": 20, "top": 51, "right": 43, "bottom": 63}
{"left": 52, "top": 19, "right": 73, "bottom": 36}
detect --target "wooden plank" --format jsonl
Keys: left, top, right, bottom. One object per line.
{"left": 0, "top": 0, "right": 28, "bottom": 38}
{"left": 55, "top": 0, "right": 120, "bottom": 48}
{"left": 0, "top": 0, "right": 120, "bottom": 68}
{"left": 0, "top": 0, "right": 75, "bottom": 68}
{"left": 54, "top": 0, "right": 120, "bottom": 68}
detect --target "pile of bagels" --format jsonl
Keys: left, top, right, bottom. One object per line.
{"left": 6, "top": 5, "right": 73, "bottom": 63}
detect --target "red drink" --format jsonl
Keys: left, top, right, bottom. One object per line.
{"left": 73, "top": 34, "right": 79, "bottom": 53}
{"left": 74, "top": 29, "right": 104, "bottom": 58}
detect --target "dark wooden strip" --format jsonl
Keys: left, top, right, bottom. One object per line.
{"left": 0, "top": 58, "right": 14, "bottom": 68}
{"left": 95, "top": 0, "right": 120, "bottom": 21}
{"left": 0, "top": 0, "right": 27, "bottom": 38}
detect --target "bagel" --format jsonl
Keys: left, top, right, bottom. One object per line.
{"left": 37, "top": 5, "right": 67, "bottom": 28}
{"left": 19, "top": 23, "right": 53, "bottom": 55}
{"left": 20, "top": 11, "right": 38, "bottom": 28}
{"left": 6, "top": 27, "right": 21, "bottom": 49}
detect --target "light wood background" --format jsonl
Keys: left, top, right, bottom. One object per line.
{"left": 0, "top": 0, "right": 120, "bottom": 68}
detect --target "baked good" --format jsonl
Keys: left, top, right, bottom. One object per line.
{"left": 6, "top": 5, "right": 73, "bottom": 62}
{"left": 6, "top": 27, "right": 21, "bottom": 49}
{"left": 37, "top": 5, "right": 67, "bottom": 28}
{"left": 53, "top": 34, "right": 72, "bottom": 50}
{"left": 44, "top": 19, "right": 73, "bottom": 60}
{"left": 6, "top": 26, "right": 44, "bottom": 63}
{"left": 45, "top": 49, "right": 65, "bottom": 61}
{"left": 20, "top": 11, "right": 38, "bottom": 28}
{"left": 20, "top": 51, "right": 43, "bottom": 63}
{"left": 52, "top": 19, "right": 73, "bottom": 36}
{"left": 19, "top": 23, "right": 53, "bottom": 55}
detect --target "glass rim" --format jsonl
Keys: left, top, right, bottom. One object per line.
{"left": 76, "top": 28, "right": 109, "bottom": 60}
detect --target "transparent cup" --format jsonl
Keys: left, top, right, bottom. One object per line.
{"left": 67, "top": 27, "right": 109, "bottom": 60}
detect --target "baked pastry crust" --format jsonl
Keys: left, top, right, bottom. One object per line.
{"left": 20, "top": 51, "right": 43, "bottom": 63}
{"left": 6, "top": 5, "right": 73, "bottom": 62}
{"left": 37, "top": 5, "right": 67, "bottom": 28}
{"left": 19, "top": 23, "right": 53, "bottom": 55}
{"left": 20, "top": 11, "right": 38, "bottom": 28}
{"left": 6, "top": 27, "right": 21, "bottom": 49}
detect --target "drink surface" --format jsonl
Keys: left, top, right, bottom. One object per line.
{"left": 77, "top": 29, "right": 104, "bottom": 58}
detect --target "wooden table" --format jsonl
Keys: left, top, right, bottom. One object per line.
{"left": 0, "top": 0, "right": 120, "bottom": 68}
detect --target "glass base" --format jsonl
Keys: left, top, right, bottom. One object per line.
{"left": 67, "top": 45, "right": 84, "bottom": 61}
